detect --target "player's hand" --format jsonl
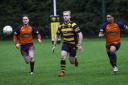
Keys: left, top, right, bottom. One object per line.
{"left": 77, "top": 44, "right": 83, "bottom": 53}
{"left": 15, "top": 43, "right": 20, "bottom": 49}
{"left": 125, "top": 25, "right": 128, "bottom": 30}
{"left": 98, "top": 33, "right": 104, "bottom": 37}
{"left": 52, "top": 45, "right": 56, "bottom": 54}
{"left": 38, "top": 39, "right": 42, "bottom": 43}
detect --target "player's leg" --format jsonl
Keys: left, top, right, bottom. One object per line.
{"left": 21, "top": 50, "right": 31, "bottom": 64}
{"left": 107, "top": 45, "right": 117, "bottom": 67}
{"left": 106, "top": 43, "right": 120, "bottom": 72}
{"left": 69, "top": 46, "right": 78, "bottom": 67}
{"left": 74, "top": 56, "right": 78, "bottom": 67}
{"left": 69, "top": 57, "right": 78, "bottom": 67}
{"left": 29, "top": 46, "right": 35, "bottom": 74}
{"left": 58, "top": 44, "right": 68, "bottom": 77}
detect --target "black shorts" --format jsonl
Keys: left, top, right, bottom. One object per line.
{"left": 62, "top": 43, "right": 77, "bottom": 57}
{"left": 106, "top": 43, "right": 120, "bottom": 51}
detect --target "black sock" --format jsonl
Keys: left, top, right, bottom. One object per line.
{"left": 30, "top": 61, "right": 35, "bottom": 72}
{"left": 107, "top": 52, "right": 117, "bottom": 67}
{"left": 60, "top": 60, "right": 66, "bottom": 72}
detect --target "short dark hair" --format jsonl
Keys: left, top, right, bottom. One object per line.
{"left": 106, "top": 12, "right": 119, "bottom": 18}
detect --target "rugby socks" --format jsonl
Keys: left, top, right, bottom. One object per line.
{"left": 60, "top": 60, "right": 66, "bottom": 72}
{"left": 75, "top": 58, "right": 79, "bottom": 67}
{"left": 30, "top": 61, "right": 35, "bottom": 72}
{"left": 107, "top": 52, "right": 117, "bottom": 67}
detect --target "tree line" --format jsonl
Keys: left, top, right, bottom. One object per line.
{"left": 0, "top": 0, "right": 128, "bottom": 39}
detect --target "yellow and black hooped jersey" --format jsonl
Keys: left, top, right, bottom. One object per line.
{"left": 56, "top": 21, "right": 81, "bottom": 45}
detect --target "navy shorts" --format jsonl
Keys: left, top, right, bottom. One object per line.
{"left": 62, "top": 43, "right": 77, "bottom": 57}
{"left": 20, "top": 43, "right": 34, "bottom": 56}
{"left": 106, "top": 43, "right": 120, "bottom": 51}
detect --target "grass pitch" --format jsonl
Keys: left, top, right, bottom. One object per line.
{"left": 0, "top": 38, "right": 128, "bottom": 85}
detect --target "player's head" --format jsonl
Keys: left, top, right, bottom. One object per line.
{"left": 106, "top": 14, "right": 114, "bottom": 23}
{"left": 63, "top": 11, "right": 71, "bottom": 22}
{"left": 22, "top": 16, "right": 29, "bottom": 25}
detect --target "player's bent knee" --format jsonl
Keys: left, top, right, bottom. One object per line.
{"left": 61, "top": 51, "right": 68, "bottom": 60}
{"left": 24, "top": 59, "right": 29, "bottom": 64}
{"left": 70, "top": 60, "right": 74, "bottom": 64}
{"left": 69, "top": 57, "right": 75, "bottom": 64}
{"left": 110, "top": 46, "right": 116, "bottom": 53}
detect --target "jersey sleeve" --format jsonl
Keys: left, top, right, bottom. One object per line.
{"left": 32, "top": 27, "right": 39, "bottom": 34}
{"left": 72, "top": 23, "right": 81, "bottom": 33}
{"left": 99, "top": 22, "right": 108, "bottom": 32}
{"left": 14, "top": 25, "right": 22, "bottom": 36}
{"left": 116, "top": 21, "right": 127, "bottom": 30}
{"left": 32, "top": 26, "right": 42, "bottom": 40}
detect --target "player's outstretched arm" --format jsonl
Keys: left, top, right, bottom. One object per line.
{"left": 77, "top": 32, "right": 83, "bottom": 52}
{"left": 52, "top": 34, "right": 58, "bottom": 54}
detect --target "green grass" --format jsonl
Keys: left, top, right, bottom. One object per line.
{"left": 0, "top": 38, "right": 128, "bottom": 85}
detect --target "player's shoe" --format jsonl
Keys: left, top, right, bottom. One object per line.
{"left": 58, "top": 71, "right": 65, "bottom": 77}
{"left": 113, "top": 66, "right": 118, "bottom": 74}
{"left": 75, "top": 58, "right": 79, "bottom": 67}
{"left": 30, "top": 72, "right": 34, "bottom": 75}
